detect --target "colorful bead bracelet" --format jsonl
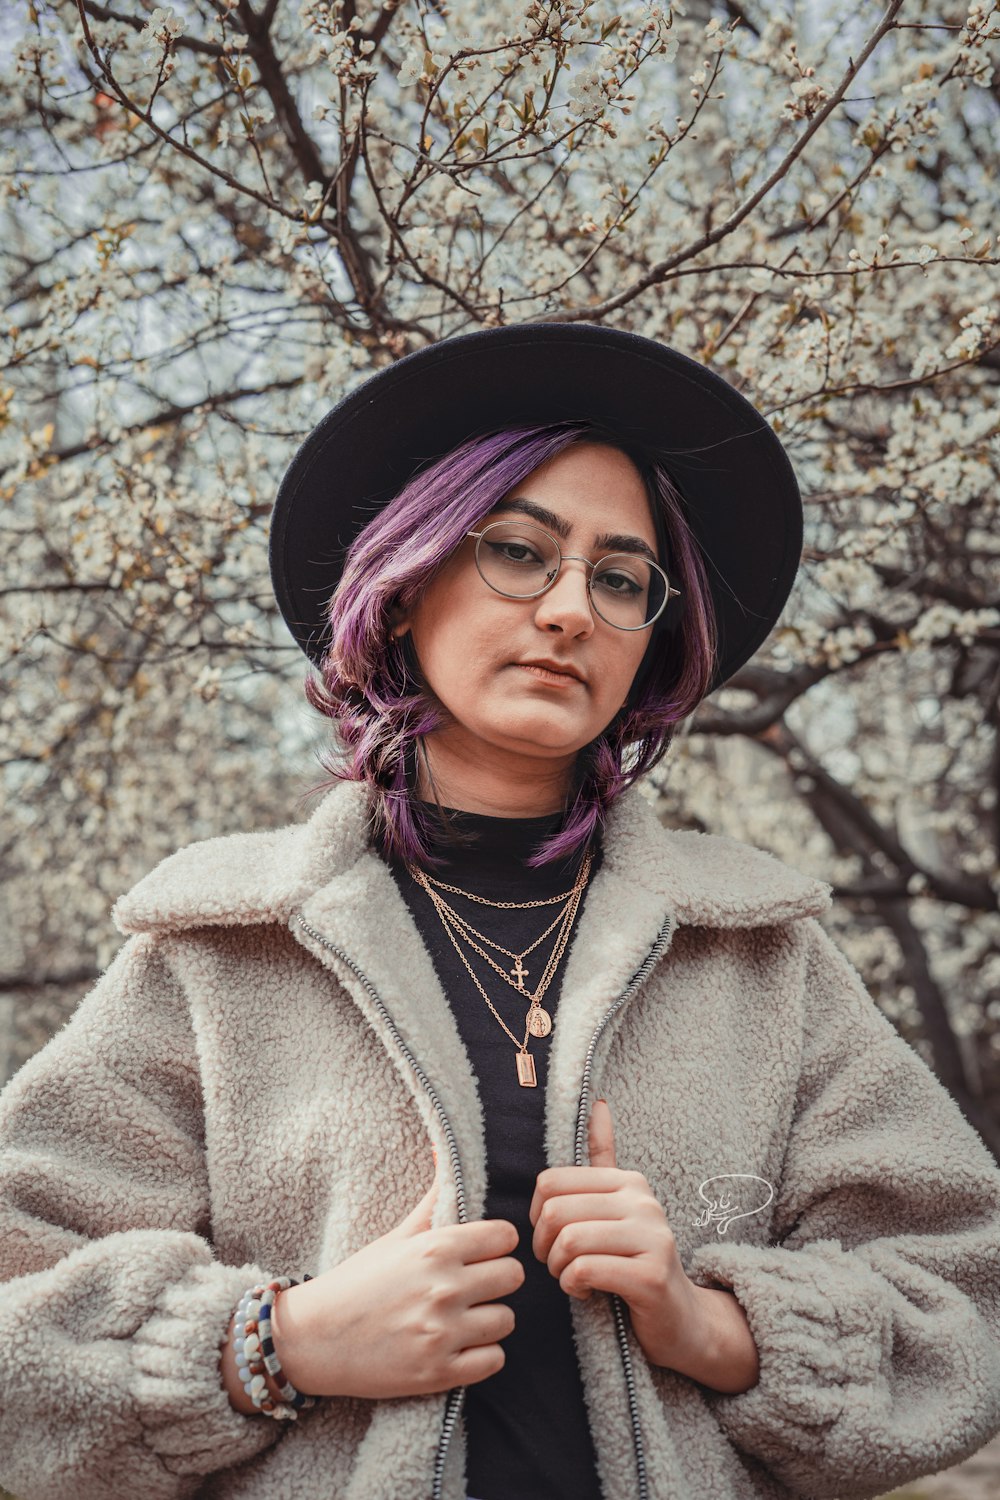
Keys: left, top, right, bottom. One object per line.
{"left": 233, "top": 1273, "right": 317, "bottom": 1421}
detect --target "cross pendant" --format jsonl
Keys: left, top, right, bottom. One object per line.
{"left": 511, "top": 955, "right": 529, "bottom": 992}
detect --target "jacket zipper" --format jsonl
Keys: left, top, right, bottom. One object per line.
{"left": 573, "top": 916, "right": 673, "bottom": 1500}
{"left": 294, "top": 910, "right": 672, "bottom": 1500}
{"left": 293, "top": 916, "right": 467, "bottom": 1500}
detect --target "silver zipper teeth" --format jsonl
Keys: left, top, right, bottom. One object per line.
{"left": 574, "top": 917, "right": 674, "bottom": 1500}
{"left": 296, "top": 909, "right": 672, "bottom": 1500}
{"left": 293, "top": 916, "right": 466, "bottom": 1500}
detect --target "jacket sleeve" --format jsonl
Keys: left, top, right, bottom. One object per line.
{"left": 0, "top": 930, "right": 290, "bottom": 1500}
{"left": 685, "top": 916, "right": 1000, "bottom": 1500}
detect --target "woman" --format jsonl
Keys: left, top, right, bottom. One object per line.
{"left": 1, "top": 324, "right": 999, "bottom": 1500}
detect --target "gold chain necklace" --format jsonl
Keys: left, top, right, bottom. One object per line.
{"left": 416, "top": 872, "right": 585, "bottom": 1018}
{"left": 409, "top": 850, "right": 592, "bottom": 996}
{"left": 416, "top": 871, "right": 586, "bottom": 910}
{"left": 407, "top": 849, "right": 591, "bottom": 999}
{"left": 407, "top": 850, "right": 593, "bottom": 1087}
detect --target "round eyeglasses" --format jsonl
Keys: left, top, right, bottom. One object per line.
{"left": 465, "top": 521, "right": 681, "bottom": 631}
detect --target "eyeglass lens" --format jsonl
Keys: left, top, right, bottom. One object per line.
{"left": 476, "top": 522, "right": 667, "bottom": 629}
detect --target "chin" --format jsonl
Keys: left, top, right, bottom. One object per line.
{"left": 481, "top": 712, "right": 594, "bottom": 756}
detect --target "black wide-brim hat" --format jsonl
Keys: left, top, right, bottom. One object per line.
{"left": 269, "top": 322, "right": 802, "bottom": 694}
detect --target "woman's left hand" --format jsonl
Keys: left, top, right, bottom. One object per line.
{"left": 528, "top": 1097, "right": 701, "bottom": 1369}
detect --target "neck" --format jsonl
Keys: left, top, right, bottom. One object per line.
{"left": 414, "top": 731, "right": 575, "bottom": 818}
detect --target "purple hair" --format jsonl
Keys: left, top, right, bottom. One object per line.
{"left": 302, "top": 422, "right": 717, "bottom": 867}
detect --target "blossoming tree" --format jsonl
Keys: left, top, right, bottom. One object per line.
{"left": 2, "top": 0, "right": 999, "bottom": 1151}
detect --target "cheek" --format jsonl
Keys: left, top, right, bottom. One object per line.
{"left": 597, "top": 640, "right": 648, "bottom": 709}
{"left": 409, "top": 594, "right": 506, "bottom": 693}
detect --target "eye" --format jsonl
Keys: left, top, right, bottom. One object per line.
{"left": 595, "top": 567, "right": 644, "bottom": 597}
{"left": 486, "top": 538, "right": 546, "bottom": 567}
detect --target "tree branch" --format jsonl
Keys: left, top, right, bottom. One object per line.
{"left": 761, "top": 723, "right": 997, "bottom": 913}
{"left": 1, "top": 376, "right": 304, "bottom": 476}
{"left": 80, "top": 0, "right": 227, "bottom": 57}
{"left": 0, "top": 968, "right": 102, "bottom": 994}
{"left": 542, "top": 0, "right": 906, "bottom": 322}
{"left": 881, "top": 897, "right": 1000, "bottom": 1163}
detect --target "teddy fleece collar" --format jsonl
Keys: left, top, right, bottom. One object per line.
{"left": 111, "top": 778, "right": 831, "bottom": 937}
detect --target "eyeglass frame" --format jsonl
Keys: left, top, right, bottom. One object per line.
{"left": 464, "top": 520, "right": 681, "bottom": 632}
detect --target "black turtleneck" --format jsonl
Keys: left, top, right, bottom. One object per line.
{"left": 381, "top": 805, "right": 605, "bottom": 1500}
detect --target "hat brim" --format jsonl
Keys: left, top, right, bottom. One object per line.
{"left": 269, "top": 322, "right": 802, "bottom": 694}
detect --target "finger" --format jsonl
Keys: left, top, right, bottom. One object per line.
{"left": 531, "top": 1192, "right": 629, "bottom": 1263}
{"left": 529, "top": 1167, "right": 624, "bottom": 1227}
{"left": 544, "top": 1219, "right": 647, "bottom": 1282}
{"left": 456, "top": 1221, "right": 520, "bottom": 1265}
{"left": 558, "top": 1252, "right": 645, "bottom": 1303}
{"left": 588, "top": 1097, "right": 617, "bottom": 1170}
{"left": 391, "top": 1178, "right": 439, "bottom": 1237}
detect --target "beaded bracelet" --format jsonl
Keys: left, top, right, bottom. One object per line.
{"left": 258, "top": 1276, "right": 319, "bottom": 1416}
{"left": 233, "top": 1274, "right": 317, "bottom": 1421}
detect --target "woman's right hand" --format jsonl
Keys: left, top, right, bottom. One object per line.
{"left": 269, "top": 1171, "right": 525, "bottom": 1400}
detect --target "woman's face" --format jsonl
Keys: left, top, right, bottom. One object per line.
{"left": 395, "top": 442, "right": 660, "bottom": 783}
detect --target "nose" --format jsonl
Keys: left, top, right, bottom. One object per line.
{"left": 531, "top": 557, "right": 595, "bottom": 637}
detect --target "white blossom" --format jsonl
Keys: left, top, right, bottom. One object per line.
{"left": 3, "top": 0, "right": 998, "bottom": 1085}
{"left": 139, "top": 6, "right": 182, "bottom": 51}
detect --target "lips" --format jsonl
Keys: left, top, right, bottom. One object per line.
{"left": 515, "top": 659, "right": 586, "bottom": 684}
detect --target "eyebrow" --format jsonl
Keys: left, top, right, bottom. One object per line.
{"left": 489, "top": 497, "right": 659, "bottom": 562}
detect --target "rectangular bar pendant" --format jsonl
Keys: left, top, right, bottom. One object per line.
{"left": 516, "top": 1051, "right": 537, "bottom": 1087}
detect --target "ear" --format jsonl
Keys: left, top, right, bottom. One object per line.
{"left": 388, "top": 602, "right": 411, "bottom": 640}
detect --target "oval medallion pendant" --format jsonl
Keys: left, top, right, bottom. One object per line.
{"left": 526, "top": 1006, "right": 553, "bottom": 1038}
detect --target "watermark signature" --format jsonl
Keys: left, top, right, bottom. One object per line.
{"left": 693, "top": 1174, "right": 774, "bottom": 1236}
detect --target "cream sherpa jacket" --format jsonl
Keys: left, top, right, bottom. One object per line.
{"left": 1, "top": 779, "right": 999, "bottom": 1500}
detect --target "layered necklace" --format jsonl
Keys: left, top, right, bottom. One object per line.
{"left": 407, "top": 847, "right": 594, "bottom": 1088}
